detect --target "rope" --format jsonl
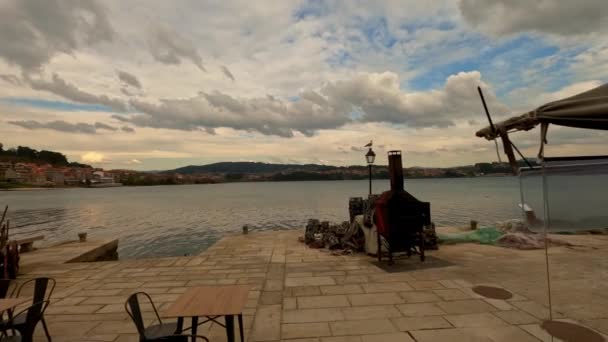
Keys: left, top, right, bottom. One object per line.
{"left": 494, "top": 139, "right": 503, "bottom": 163}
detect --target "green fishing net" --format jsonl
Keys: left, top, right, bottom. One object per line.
{"left": 438, "top": 227, "right": 504, "bottom": 245}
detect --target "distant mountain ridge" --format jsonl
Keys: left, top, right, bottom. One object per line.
{"left": 164, "top": 160, "right": 533, "bottom": 179}
{"left": 167, "top": 162, "right": 338, "bottom": 174}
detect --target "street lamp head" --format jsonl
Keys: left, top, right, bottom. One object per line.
{"left": 365, "top": 148, "right": 376, "bottom": 164}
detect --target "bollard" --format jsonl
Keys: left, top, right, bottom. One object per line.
{"left": 470, "top": 220, "right": 478, "bottom": 231}
{"left": 78, "top": 232, "right": 87, "bottom": 242}
{"left": 242, "top": 225, "right": 249, "bottom": 234}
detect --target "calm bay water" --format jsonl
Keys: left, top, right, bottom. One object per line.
{"left": 1, "top": 177, "right": 524, "bottom": 259}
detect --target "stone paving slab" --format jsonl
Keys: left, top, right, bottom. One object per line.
{"left": 13, "top": 229, "right": 608, "bottom": 341}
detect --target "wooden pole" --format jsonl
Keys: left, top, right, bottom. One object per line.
{"left": 478, "top": 87, "right": 533, "bottom": 171}
{"left": 477, "top": 87, "right": 496, "bottom": 132}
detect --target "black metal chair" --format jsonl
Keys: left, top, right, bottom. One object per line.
{"left": 0, "top": 280, "right": 14, "bottom": 299}
{"left": 125, "top": 292, "right": 209, "bottom": 342}
{"left": 11, "top": 277, "right": 55, "bottom": 342}
{"left": 0, "top": 300, "right": 50, "bottom": 342}
{"left": 0, "top": 279, "right": 15, "bottom": 333}
{"left": 0, "top": 336, "right": 19, "bottom": 342}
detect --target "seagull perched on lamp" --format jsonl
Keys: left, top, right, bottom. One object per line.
{"left": 364, "top": 140, "right": 373, "bottom": 147}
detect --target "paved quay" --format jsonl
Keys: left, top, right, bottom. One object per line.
{"left": 18, "top": 230, "right": 608, "bottom": 341}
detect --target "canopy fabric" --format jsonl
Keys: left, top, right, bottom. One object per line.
{"left": 476, "top": 83, "right": 608, "bottom": 140}
{"left": 537, "top": 83, "right": 608, "bottom": 129}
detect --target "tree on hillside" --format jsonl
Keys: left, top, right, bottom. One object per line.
{"left": 17, "top": 146, "right": 38, "bottom": 160}
{"left": 38, "top": 150, "right": 68, "bottom": 165}
{"left": 0, "top": 144, "right": 70, "bottom": 166}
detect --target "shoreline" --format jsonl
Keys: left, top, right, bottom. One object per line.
{"left": 0, "top": 187, "right": 56, "bottom": 191}
{"left": 0, "top": 175, "right": 517, "bottom": 191}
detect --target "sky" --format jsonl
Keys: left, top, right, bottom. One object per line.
{"left": 1, "top": 0, "right": 607, "bottom": 170}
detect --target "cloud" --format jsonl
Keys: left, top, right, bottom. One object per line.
{"left": 323, "top": 71, "right": 506, "bottom": 128}
{"left": 25, "top": 73, "right": 127, "bottom": 112}
{"left": 571, "top": 45, "right": 608, "bottom": 80}
{"left": 535, "top": 80, "right": 603, "bottom": 104}
{"left": 124, "top": 89, "right": 351, "bottom": 137}
{"left": 149, "top": 25, "right": 205, "bottom": 71}
{"left": 8, "top": 120, "right": 94, "bottom": 134}
{"left": 507, "top": 80, "right": 604, "bottom": 111}
{"left": 127, "top": 159, "right": 142, "bottom": 164}
{"left": 0, "top": 0, "right": 113, "bottom": 71}
{"left": 2, "top": 1, "right": 606, "bottom": 170}
{"left": 116, "top": 70, "right": 142, "bottom": 89}
{"left": 350, "top": 146, "right": 365, "bottom": 152}
{"left": 120, "top": 87, "right": 135, "bottom": 96}
{"left": 82, "top": 151, "right": 106, "bottom": 163}
{"left": 0, "top": 74, "right": 22, "bottom": 86}
{"left": 220, "top": 65, "right": 235, "bottom": 81}
{"left": 459, "top": 0, "right": 608, "bottom": 37}
{"left": 117, "top": 71, "right": 503, "bottom": 137}
{"left": 121, "top": 126, "right": 135, "bottom": 133}
{"left": 7, "top": 120, "right": 117, "bottom": 134}
{"left": 94, "top": 122, "right": 118, "bottom": 131}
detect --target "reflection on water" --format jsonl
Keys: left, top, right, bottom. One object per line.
{"left": 2, "top": 178, "right": 523, "bottom": 258}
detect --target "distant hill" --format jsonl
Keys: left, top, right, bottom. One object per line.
{"left": 165, "top": 160, "right": 535, "bottom": 181}
{"left": 0, "top": 143, "right": 90, "bottom": 168}
{"left": 168, "top": 162, "right": 335, "bottom": 174}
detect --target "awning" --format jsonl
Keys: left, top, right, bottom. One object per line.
{"left": 476, "top": 83, "right": 608, "bottom": 141}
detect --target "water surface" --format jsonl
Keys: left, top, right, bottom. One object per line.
{"left": 2, "top": 177, "right": 524, "bottom": 258}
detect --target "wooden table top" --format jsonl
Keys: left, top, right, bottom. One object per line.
{"left": 164, "top": 285, "right": 250, "bottom": 317}
{"left": 0, "top": 298, "right": 31, "bottom": 313}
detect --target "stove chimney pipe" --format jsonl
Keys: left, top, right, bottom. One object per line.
{"left": 388, "top": 150, "right": 404, "bottom": 192}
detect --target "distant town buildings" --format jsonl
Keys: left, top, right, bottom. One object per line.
{"left": 0, "top": 162, "right": 122, "bottom": 187}
{"left": 1, "top": 160, "right": 519, "bottom": 188}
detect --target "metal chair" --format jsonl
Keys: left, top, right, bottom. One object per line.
{"left": 189, "top": 315, "right": 244, "bottom": 342}
{"left": 146, "top": 335, "right": 209, "bottom": 342}
{"left": 0, "top": 337, "right": 20, "bottom": 342}
{"left": 0, "top": 300, "right": 50, "bottom": 342}
{"left": 0, "top": 279, "right": 14, "bottom": 299}
{"left": 0, "top": 279, "right": 15, "bottom": 332}
{"left": 13, "top": 277, "right": 55, "bottom": 341}
{"left": 125, "top": 292, "right": 209, "bottom": 342}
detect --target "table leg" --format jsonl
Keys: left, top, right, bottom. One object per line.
{"left": 176, "top": 317, "right": 184, "bottom": 333}
{"left": 238, "top": 314, "right": 244, "bottom": 342}
{"left": 225, "top": 315, "right": 235, "bottom": 342}
{"left": 191, "top": 317, "right": 199, "bottom": 342}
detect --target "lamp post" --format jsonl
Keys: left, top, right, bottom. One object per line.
{"left": 365, "top": 147, "right": 376, "bottom": 196}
